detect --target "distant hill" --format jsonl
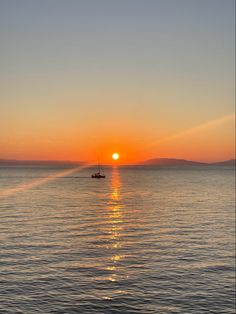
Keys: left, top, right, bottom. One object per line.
{"left": 139, "top": 158, "right": 235, "bottom": 166}
{"left": 211, "top": 159, "right": 235, "bottom": 166}
{"left": 140, "top": 158, "right": 205, "bottom": 166}
{"left": 0, "top": 158, "right": 235, "bottom": 167}
{"left": 0, "top": 159, "right": 84, "bottom": 166}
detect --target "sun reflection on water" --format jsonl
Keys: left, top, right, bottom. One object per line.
{"left": 105, "top": 167, "right": 125, "bottom": 286}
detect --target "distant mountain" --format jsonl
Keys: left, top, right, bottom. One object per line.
{"left": 140, "top": 158, "right": 205, "bottom": 166}
{"left": 211, "top": 159, "right": 235, "bottom": 166}
{"left": 139, "top": 158, "right": 235, "bottom": 166}
{"left": 0, "top": 158, "right": 235, "bottom": 167}
{"left": 0, "top": 159, "right": 84, "bottom": 166}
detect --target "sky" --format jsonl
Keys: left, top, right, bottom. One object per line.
{"left": 0, "top": 0, "right": 235, "bottom": 163}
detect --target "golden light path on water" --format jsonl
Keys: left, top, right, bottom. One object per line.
{"left": 0, "top": 164, "right": 91, "bottom": 198}
{"left": 103, "top": 167, "right": 126, "bottom": 298}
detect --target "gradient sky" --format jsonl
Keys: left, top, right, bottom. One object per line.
{"left": 0, "top": 0, "right": 235, "bottom": 163}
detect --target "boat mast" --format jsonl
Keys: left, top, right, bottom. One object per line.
{"left": 98, "top": 156, "right": 101, "bottom": 173}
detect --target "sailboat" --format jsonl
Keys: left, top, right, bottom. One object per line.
{"left": 91, "top": 159, "right": 106, "bottom": 178}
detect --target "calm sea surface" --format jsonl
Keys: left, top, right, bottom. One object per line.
{"left": 0, "top": 166, "right": 235, "bottom": 314}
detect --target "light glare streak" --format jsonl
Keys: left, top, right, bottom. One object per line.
{"left": 149, "top": 113, "right": 235, "bottom": 147}
{"left": 0, "top": 164, "right": 90, "bottom": 198}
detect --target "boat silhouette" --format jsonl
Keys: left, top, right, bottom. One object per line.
{"left": 91, "top": 172, "right": 105, "bottom": 178}
{"left": 91, "top": 159, "right": 106, "bottom": 178}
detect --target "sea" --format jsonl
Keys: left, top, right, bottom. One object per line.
{"left": 0, "top": 165, "right": 235, "bottom": 314}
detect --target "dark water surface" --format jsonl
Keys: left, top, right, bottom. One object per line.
{"left": 0, "top": 166, "right": 235, "bottom": 313}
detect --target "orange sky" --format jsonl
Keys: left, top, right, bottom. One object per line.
{"left": 1, "top": 113, "right": 234, "bottom": 164}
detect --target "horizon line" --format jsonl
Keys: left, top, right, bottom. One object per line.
{"left": 0, "top": 157, "right": 235, "bottom": 165}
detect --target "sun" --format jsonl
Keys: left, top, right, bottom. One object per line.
{"left": 112, "top": 153, "right": 119, "bottom": 160}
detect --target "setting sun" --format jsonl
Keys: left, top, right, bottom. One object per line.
{"left": 112, "top": 153, "right": 119, "bottom": 160}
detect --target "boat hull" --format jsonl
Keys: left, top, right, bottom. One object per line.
{"left": 91, "top": 174, "right": 106, "bottom": 178}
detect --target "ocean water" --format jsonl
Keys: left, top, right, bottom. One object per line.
{"left": 0, "top": 165, "right": 235, "bottom": 314}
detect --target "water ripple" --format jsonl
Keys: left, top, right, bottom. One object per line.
{"left": 0, "top": 166, "right": 235, "bottom": 313}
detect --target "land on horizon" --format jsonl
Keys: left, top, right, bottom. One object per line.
{"left": 0, "top": 158, "right": 235, "bottom": 167}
